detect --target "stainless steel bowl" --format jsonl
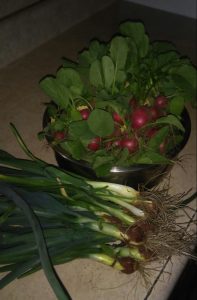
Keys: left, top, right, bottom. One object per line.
{"left": 43, "top": 108, "right": 191, "bottom": 189}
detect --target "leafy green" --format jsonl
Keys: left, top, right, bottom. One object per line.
{"left": 61, "top": 140, "right": 86, "bottom": 160}
{"left": 89, "top": 60, "right": 103, "bottom": 88}
{"left": 147, "top": 126, "right": 169, "bottom": 151}
{"left": 56, "top": 68, "right": 84, "bottom": 97}
{"left": 68, "top": 120, "right": 95, "bottom": 144}
{"left": 110, "top": 36, "right": 129, "bottom": 69}
{"left": 101, "top": 56, "right": 115, "bottom": 90}
{"left": 169, "top": 96, "right": 185, "bottom": 115}
{"left": 87, "top": 109, "right": 114, "bottom": 137}
{"left": 119, "top": 22, "right": 149, "bottom": 57}
{"left": 38, "top": 21, "right": 196, "bottom": 176}
{"left": 156, "top": 115, "right": 185, "bottom": 132}
{"left": 0, "top": 183, "right": 71, "bottom": 300}
{"left": 136, "top": 151, "right": 170, "bottom": 164}
{"left": 39, "top": 77, "right": 70, "bottom": 109}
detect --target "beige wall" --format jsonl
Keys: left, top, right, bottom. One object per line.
{"left": 0, "top": 0, "right": 117, "bottom": 68}
{"left": 0, "top": 0, "right": 39, "bottom": 19}
{"left": 126, "top": 0, "right": 196, "bottom": 19}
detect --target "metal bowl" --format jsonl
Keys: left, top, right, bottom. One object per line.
{"left": 43, "top": 108, "right": 191, "bottom": 189}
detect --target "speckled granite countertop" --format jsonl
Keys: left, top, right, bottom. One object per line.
{"left": 0, "top": 3, "right": 196, "bottom": 300}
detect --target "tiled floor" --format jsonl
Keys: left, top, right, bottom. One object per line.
{"left": 0, "top": 2, "right": 196, "bottom": 299}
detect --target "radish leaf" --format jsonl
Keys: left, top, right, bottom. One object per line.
{"left": 87, "top": 109, "right": 114, "bottom": 137}
{"left": 40, "top": 77, "right": 70, "bottom": 109}
{"left": 89, "top": 60, "right": 103, "bottom": 88}
{"left": 156, "top": 115, "right": 185, "bottom": 132}
{"left": 101, "top": 56, "right": 115, "bottom": 89}
{"left": 169, "top": 96, "right": 185, "bottom": 115}
{"left": 110, "top": 36, "right": 128, "bottom": 70}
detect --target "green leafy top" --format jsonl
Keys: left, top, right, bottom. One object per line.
{"left": 39, "top": 21, "right": 196, "bottom": 177}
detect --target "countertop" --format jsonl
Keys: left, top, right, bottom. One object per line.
{"left": 0, "top": 2, "right": 196, "bottom": 299}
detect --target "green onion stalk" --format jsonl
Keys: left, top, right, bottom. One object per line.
{"left": 0, "top": 124, "right": 196, "bottom": 300}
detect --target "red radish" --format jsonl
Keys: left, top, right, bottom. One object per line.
{"left": 159, "top": 140, "right": 168, "bottom": 154}
{"left": 80, "top": 108, "right": 90, "bottom": 120}
{"left": 88, "top": 137, "right": 101, "bottom": 151}
{"left": 149, "top": 106, "right": 160, "bottom": 121}
{"left": 145, "top": 127, "right": 158, "bottom": 138}
{"left": 113, "top": 139, "right": 122, "bottom": 148}
{"left": 121, "top": 138, "right": 139, "bottom": 153}
{"left": 129, "top": 98, "right": 138, "bottom": 109}
{"left": 154, "top": 95, "right": 168, "bottom": 109}
{"left": 53, "top": 131, "right": 65, "bottom": 140}
{"left": 113, "top": 125, "right": 122, "bottom": 137}
{"left": 112, "top": 112, "right": 124, "bottom": 125}
{"left": 105, "top": 140, "right": 113, "bottom": 150}
{"left": 131, "top": 107, "right": 149, "bottom": 129}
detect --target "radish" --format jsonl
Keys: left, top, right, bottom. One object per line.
{"left": 80, "top": 108, "right": 90, "bottom": 120}
{"left": 148, "top": 106, "right": 160, "bottom": 121}
{"left": 145, "top": 127, "right": 158, "bottom": 138}
{"left": 154, "top": 96, "right": 168, "bottom": 109}
{"left": 88, "top": 137, "right": 101, "bottom": 151}
{"left": 113, "top": 112, "right": 124, "bottom": 125}
{"left": 53, "top": 131, "right": 66, "bottom": 141}
{"left": 105, "top": 140, "right": 113, "bottom": 150}
{"left": 113, "top": 139, "right": 122, "bottom": 148}
{"left": 121, "top": 138, "right": 139, "bottom": 153}
{"left": 131, "top": 107, "right": 149, "bottom": 129}
{"left": 129, "top": 98, "right": 138, "bottom": 109}
{"left": 113, "top": 125, "right": 122, "bottom": 137}
{"left": 159, "top": 140, "right": 168, "bottom": 154}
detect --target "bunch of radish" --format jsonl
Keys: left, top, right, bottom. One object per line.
{"left": 78, "top": 95, "right": 169, "bottom": 155}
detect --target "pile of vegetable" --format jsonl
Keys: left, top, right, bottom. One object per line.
{"left": 39, "top": 21, "right": 197, "bottom": 176}
{"left": 0, "top": 125, "right": 196, "bottom": 300}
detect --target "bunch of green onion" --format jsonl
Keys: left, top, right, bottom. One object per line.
{"left": 0, "top": 125, "right": 196, "bottom": 300}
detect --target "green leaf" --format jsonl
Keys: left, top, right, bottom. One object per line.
{"left": 61, "top": 140, "right": 86, "bottom": 160}
{"left": 157, "top": 51, "right": 179, "bottom": 69}
{"left": 62, "top": 58, "right": 77, "bottom": 68}
{"left": 172, "top": 64, "right": 197, "bottom": 89}
{"left": 170, "top": 65, "right": 197, "bottom": 104}
{"left": 87, "top": 109, "right": 114, "bottom": 137}
{"left": 125, "top": 40, "right": 138, "bottom": 74}
{"left": 70, "top": 108, "right": 82, "bottom": 121}
{"left": 116, "top": 148, "right": 129, "bottom": 166}
{"left": 116, "top": 70, "right": 127, "bottom": 83}
{"left": 40, "top": 77, "right": 70, "bottom": 109}
{"left": 101, "top": 56, "right": 115, "bottom": 89}
{"left": 52, "top": 119, "right": 65, "bottom": 131}
{"left": 78, "top": 40, "right": 107, "bottom": 67}
{"left": 89, "top": 60, "right": 103, "bottom": 88}
{"left": 93, "top": 156, "right": 114, "bottom": 177}
{"left": 160, "top": 78, "right": 177, "bottom": 96}
{"left": 151, "top": 41, "right": 176, "bottom": 54}
{"left": 68, "top": 120, "right": 95, "bottom": 143}
{"left": 147, "top": 126, "right": 169, "bottom": 151}
{"left": 169, "top": 96, "right": 185, "bottom": 115}
{"left": 95, "top": 100, "right": 124, "bottom": 115}
{"left": 89, "top": 40, "right": 107, "bottom": 58}
{"left": 0, "top": 184, "right": 71, "bottom": 300}
{"left": 37, "top": 131, "right": 45, "bottom": 141}
{"left": 139, "top": 34, "right": 149, "bottom": 58}
{"left": 156, "top": 115, "right": 185, "bottom": 132}
{"left": 56, "top": 68, "right": 83, "bottom": 96}
{"left": 119, "top": 22, "right": 149, "bottom": 57}
{"left": 136, "top": 151, "right": 170, "bottom": 164}
{"left": 0, "top": 149, "right": 43, "bottom": 175}
{"left": 78, "top": 50, "right": 94, "bottom": 66}
{"left": 110, "top": 36, "right": 129, "bottom": 69}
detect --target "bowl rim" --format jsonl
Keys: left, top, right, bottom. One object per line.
{"left": 43, "top": 107, "right": 191, "bottom": 174}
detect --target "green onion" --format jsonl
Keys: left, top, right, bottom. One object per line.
{"left": 0, "top": 124, "right": 196, "bottom": 299}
